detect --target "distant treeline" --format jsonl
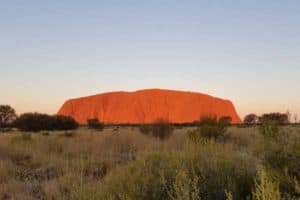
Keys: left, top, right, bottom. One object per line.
{"left": 0, "top": 104, "right": 298, "bottom": 132}
{"left": 243, "top": 112, "right": 293, "bottom": 126}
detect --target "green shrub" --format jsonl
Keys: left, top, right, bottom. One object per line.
{"left": 163, "top": 168, "right": 200, "bottom": 200}
{"left": 256, "top": 128, "right": 300, "bottom": 198}
{"left": 87, "top": 119, "right": 104, "bottom": 131}
{"left": 189, "top": 116, "right": 229, "bottom": 141}
{"left": 252, "top": 168, "right": 281, "bottom": 200}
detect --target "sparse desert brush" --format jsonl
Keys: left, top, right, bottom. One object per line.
{"left": 258, "top": 119, "right": 281, "bottom": 139}
{"left": 99, "top": 141, "right": 256, "bottom": 200}
{"left": 254, "top": 126, "right": 300, "bottom": 197}
{"left": 0, "top": 126, "right": 299, "bottom": 199}
{"left": 87, "top": 118, "right": 104, "bottom": 131}
{"left": 225, "top": 126, "right": 261, "bottom": 148}
{"left": 188, "top": 116, "right": 229, "bottom": 142}
{"left": 140, "top": 119, "right": 174, "bottom": 140}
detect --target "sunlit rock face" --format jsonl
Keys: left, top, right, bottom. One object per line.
{"left": 58, "top": 89, "right": 241, "bottom": 124}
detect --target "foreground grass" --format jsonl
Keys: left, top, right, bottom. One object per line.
{"left": 0, "top": 126, "right": 299, "bottom": 200}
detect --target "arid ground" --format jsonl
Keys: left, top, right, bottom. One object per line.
{"left": 0, "top": 126, "right": 299, "bottom": 200}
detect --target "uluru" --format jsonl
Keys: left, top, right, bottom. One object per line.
{"left": 58, "top": 89, "right": 241, "bottom": 124}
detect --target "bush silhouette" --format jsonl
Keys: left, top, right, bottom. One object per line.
{"left": 87, "top": 118, "right": 104, "bottom": 131}
{"left": 244, "top": 114, "right": 258, "bottom": 126}
{"left": 139, "top": 119, "right": 173, "bottom": 140}
{"left": 151, "top": 119, "right": 174, "bottom": 140}
{"left": 259, "top": 113, "right": 289, "bottom": 125}
{"left": 0, "top": 105, "right": 17, "bottom": 128}
{"left": 15, "top": 113, "right": 78, "bottom": 132}
{"left": 52, "top": 115, "right": 79, "bottom": 130}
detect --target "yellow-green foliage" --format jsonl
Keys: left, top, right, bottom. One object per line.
{"left": 166, "top": 168, "right": 200, "bottom": 200}
{"left": 252, "top": 168, "right": 281, "bottom": 200}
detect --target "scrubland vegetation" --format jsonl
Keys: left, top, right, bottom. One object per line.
{"left": 0, "top": 124, "right": 299, "bottom": 200}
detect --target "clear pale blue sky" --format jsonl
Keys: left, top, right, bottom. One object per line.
{"left": 1, "top": 0, "right": 300, "bottom": 119}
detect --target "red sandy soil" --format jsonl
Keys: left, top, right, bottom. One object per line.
{"left": 58, "top": 89, "right": 241, "bottom": 124}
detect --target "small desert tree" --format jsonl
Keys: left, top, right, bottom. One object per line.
{"left": 0, "top": 105, "right": 17, "bottom": 128}
{"left": 244, "top": 114, "right": 258, "bottom": 126}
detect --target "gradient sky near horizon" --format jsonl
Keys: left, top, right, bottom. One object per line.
{"left": 1, "top": 0, "right": 300, "bottom": 119}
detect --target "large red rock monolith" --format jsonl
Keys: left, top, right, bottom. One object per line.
{"left": 58, "top": 89, "right": 241, "bottom": 124}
